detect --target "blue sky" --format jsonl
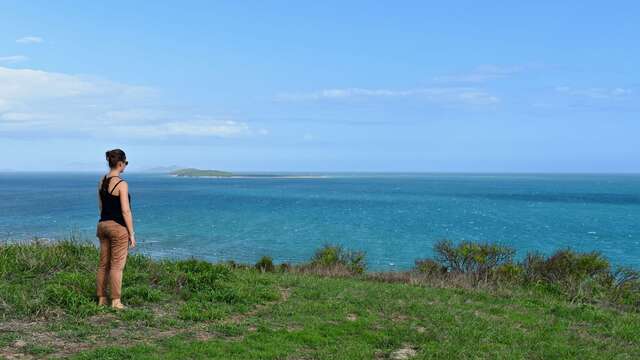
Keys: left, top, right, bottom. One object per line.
{"left": 0, "top": 1, "right": 638, "bottom": 172}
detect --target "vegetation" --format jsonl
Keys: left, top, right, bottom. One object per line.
{"left": 412, "top": 240, "right": 640, "bottom": 310}
{"left": 0, "top": 239, "right": 639, "bottom": 359}
{"left": 169, "top": 168, "right": 233, "bottom": 177}
{"left": 254, "top": 256, "right": 275, "bottom": 273}
{"left": 301, "top": 244, "right": 367, "bottom": 275}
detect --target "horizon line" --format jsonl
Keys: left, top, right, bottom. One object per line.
{"left": 2, "top": 170, "right": 640, "bottom": 175}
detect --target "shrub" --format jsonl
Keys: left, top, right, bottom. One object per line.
{"left": 613, "top": 267, "right": 640, "bottom": 290}
{"left": 255, "top": 256, "right": 275, "bottom": 272}
{"left": 522, "top": 249, "right": 612, "bottom": 301}
{"left": 611, "top": 267, "right": 640, "bottom": 308}
{"left": 523, "top": 249, "right": 610, "bottom": 283}
{"left": 492, "top": 263, "right": 524, "bottom": 283}
{"left": 225, "top": 260, "right": 251, "bottom": 270}
{"left": 414, "top": 259, "right": 446, "bottom": 277}
{"left": 278, "top": 263, "right": 291, "bottom": 273}
{"left": 310, "top": 245, "right": 366, "bottom": 274}
{"left": 434, "top": 240, "right": 515, "bottom": 282}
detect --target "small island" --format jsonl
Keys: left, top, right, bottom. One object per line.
{"left": 169, "top": 168, "right": 233, "bottom": 177}
{"left": 169, "top": 168, "right": 329, "bottom": 179}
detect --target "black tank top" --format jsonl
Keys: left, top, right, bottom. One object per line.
{"left": 99, "top": 176, "right": 131, "bottom": 227}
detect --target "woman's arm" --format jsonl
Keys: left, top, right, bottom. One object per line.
{"left": 118, "top": 181, "right": 136, "bottom": 248}
{"left": 97, "top": 179, "right": 103, "bottom": 212}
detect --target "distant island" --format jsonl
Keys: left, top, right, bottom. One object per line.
{"left": 169, "top": 168, "right": 233, "bottom": 177}
{"left": 168, "top": 168, "right": 330, "bottom": 179}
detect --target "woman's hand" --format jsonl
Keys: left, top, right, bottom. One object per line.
{"left": 129, "top": 233, "right": 136, "bottom": 248}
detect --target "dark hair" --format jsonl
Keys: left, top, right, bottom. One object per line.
{"left": 105, "top": 149, "right": 126, "bottom": 168}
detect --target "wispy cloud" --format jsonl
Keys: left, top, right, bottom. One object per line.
{"left": 0, "top": 55, "right": 29, "bottom": 64}
{"left": 434, "top": 65, "right": 527, "bottom": 83}
{"left": 0, "top": 66, "right": 257, "bottom": 138}
{"left": 276, "top": 87, "right": 499, "bottom": 105}
{"left": 111, "top": 120, "right": 250, "bottom": 138}
{"left": 555, "top": 86, "right": 632, "bottom": 99}
{"left": 16, "top": 36, "right": 44, "bottom": 44}
{"left": 0, "top": 66, "right": 153, "bottom": 101}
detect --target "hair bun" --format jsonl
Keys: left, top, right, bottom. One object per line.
{"left": 105, "top": 149, "right": 126, "bottom": 168}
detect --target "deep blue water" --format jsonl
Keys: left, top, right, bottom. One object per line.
{"left": 0, "top": 172, "right": 638, "bottom": 270}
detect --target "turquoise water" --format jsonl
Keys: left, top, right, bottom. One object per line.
{"left": 0, "top": 172, "right": 638, "bottom": 270}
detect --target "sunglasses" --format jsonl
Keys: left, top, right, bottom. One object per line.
{"left": 123, "top": 160, "right": 129, "bottom": 166}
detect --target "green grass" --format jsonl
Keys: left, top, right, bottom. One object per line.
{"left": 1, "top": 240, "right": 639, "bottom": 359}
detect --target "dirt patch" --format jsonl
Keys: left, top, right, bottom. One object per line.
{"left": 390, "top": 344, "right": 417, "bottom": 359}
{"left": 391, "top": 314, "right": 408, "bottom": 323}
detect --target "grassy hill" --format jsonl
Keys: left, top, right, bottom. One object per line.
{"left": 0, "top": 241, "right": 638, "bottom": 359}
{"left": 169, "top": 168, "right": 233, "bottom": 177}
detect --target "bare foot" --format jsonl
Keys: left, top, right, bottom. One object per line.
{"left": 98, "top": 297, "right": 109, "bottom": 306}
{"left": 111, "top": 299, "right": 125, "bottom": 310}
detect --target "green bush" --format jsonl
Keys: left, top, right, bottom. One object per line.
{"left": 522, "top": 249, "right": 613, "bottom": 302}
{"left": 611, "top": 267, "right": 640, "bottom": 308}
{"left": 278, "top": 263, "right": 291, "bottom": 273}
{"left": 255, "top": 256, "right": 275, "bottom": 272}
{"left": 492, "top": 263, "right": 524, "bottom": 283}
{"left": 310, "top": 245, "right": 366, "bottom": 274}
{"left": 414, "top": 258, "right": 446, "bottom": 276}
{"left": 434, "top": 240, "right": 515, "bottom": 282}
{"left": 523, "top": 249, "right": 610, "bottom": 284}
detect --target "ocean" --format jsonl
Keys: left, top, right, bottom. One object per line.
{"left": 0, "top": 172, "right": 638, "bottom": 270}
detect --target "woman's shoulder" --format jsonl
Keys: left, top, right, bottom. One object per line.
{"left": 98, "top": 175, "right": 127, "bottom": 190}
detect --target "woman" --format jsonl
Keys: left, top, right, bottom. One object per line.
{"left": 96, "top": 149, "right": 136, "bottom": 309}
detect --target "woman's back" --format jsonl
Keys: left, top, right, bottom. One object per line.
{"left": 99, "top": 176, "right": 129, "bottom": 227}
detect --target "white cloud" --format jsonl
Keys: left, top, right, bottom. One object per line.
{"left": 0, "top": 67, "right": 153, "bottom": 100}
{"left": 434, "top": 65, "right": 526, "bottom": 83}
{"left": 0, "top": 66, "right": 254, "bottom": 138}
{"left": 104, "top": 108, "right": 168, "bottom": 122}
{"left": 0, "top": 112, "right": 58, "bottom": 121}
{"left": 276, "top": 87, "right": 499, "bottom": 105}
{"left": 555, "top": 86, "right": 632, "bottom": 99}
{"left": 0, "top": 55, "right": 29, "bottom": 64}
{"left": 111, "top": 120, "right": 250, "bottom": 138}
{"left": 16, "top": 36, "right": 44, "bottom": 44}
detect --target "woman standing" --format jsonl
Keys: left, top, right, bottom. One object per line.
{"left": 96, "top": 149, "right": 136, "bottom": 309}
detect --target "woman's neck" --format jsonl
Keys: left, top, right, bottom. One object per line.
{"left": 108, "top": 170, "right": 121, "bottom": 178}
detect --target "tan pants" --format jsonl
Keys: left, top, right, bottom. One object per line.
{"left": 96, "top": 220, "right": 129, "bottom": 299}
